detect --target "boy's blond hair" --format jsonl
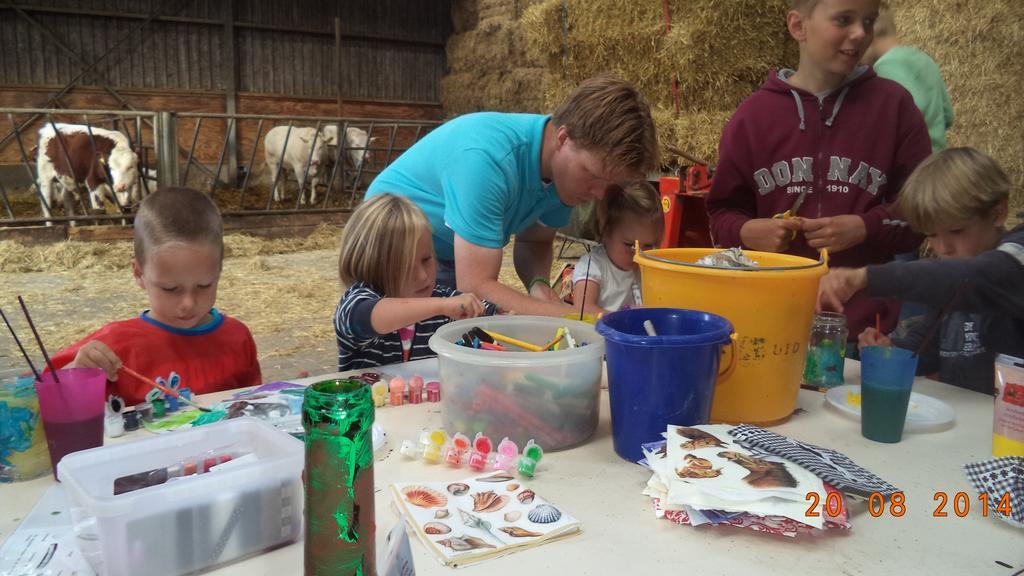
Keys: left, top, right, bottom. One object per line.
{"left": 593, "top": 180, "right": 665, "bottom": 242}
{"left": 897, "top": 147, "right": 1011, "bottom": 233}
{"left": 552, "top": 74, "right": 658, "bottom": 175}
{"left": 133, "top": 187, "right": 223, "bottom": 266}
{"left": 338, "top": 193, "right": 431, "bottom": 296}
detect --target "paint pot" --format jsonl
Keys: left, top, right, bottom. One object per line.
{"left": 597, "top": 308, "right": 734, "bottom": 462}
{"left": 635, "top": 247, "right": 825, "bottom": 424}
{"left": 0, "top": 370, "right": 52, "bottom": 482}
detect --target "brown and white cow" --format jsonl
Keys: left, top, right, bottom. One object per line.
{"left": 36, "top": 124, "right": 141, "bottom": 219}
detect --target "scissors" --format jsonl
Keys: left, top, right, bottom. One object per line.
{"left": 773, "top": 187, "right": 810, "bottom": 239}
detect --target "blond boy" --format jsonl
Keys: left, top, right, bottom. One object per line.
{"left": 819, "top": 148, "right": 1024, "bottom": 393}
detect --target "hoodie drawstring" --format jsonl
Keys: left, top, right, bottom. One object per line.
{"left": 789, "top": 90, "right": 806, "bottom": 131}
{"left": 825, "top": 86, "right": 851, "bottom": 127}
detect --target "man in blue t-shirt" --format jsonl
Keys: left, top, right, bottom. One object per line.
{"left": 366, "top": 74, "right": 658, "bottom": 316}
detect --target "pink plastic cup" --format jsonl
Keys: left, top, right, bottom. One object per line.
{"left": 34, "top": 368, "right": 107, "bottom": 480}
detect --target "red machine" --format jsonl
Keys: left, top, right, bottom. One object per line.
{"left": 659, "top": 165, "right": 713, "bottom": 249}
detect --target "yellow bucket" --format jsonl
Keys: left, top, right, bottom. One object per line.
{"left": 635, "top": 248, "right": 827, "bottom": 425}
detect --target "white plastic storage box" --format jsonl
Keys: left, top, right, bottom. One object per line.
{"left": 58, "top": 418, "right": 304, "bottom": 576}
{"left": 429, "top": 316, "right": 605, "bottom": 451}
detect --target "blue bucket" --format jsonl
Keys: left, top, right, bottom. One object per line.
{"left": 596, "top": 308, "right": 734, "bottom": 462}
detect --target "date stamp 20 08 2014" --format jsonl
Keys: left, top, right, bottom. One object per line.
{"left": 804, "top": 491, "right": 1014, "bottom": 519}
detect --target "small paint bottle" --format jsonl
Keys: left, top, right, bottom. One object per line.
{"left": 492, "top": 437, "right": 518, "bottom": 471}
{"left": 399, "top": 439, "right": 423, "bottom": 459}
{"left": 517, "top": 439, "right": 544, "bottom": 478}
{"left": 444, "top": 432, "right": 470, "bottom": 467}
{"left": 122, "top": 408, "right": 140, "bottom": 432}
{"left": 371, "top": 381, "right": 387, "bottom": 407}
{"left": 389, "top": 377, "right": 406, "bottom": 406}
{"left": 425, "top": 381, "right": 441, "bottom": 403}
{"left": 152, "top": 398, "right": 167, "bottom": 418}
{"left": 422, "top": 429, "right": 447, "bottom": 464}
{"left": 164, "top": 394, "right": 180, "bottom": 413}
{"left": 136, "top": 401, "right": 154, "bottom": 423}
{"left": 468, "top": 432, "right": 492, "bottom": 471}
{"left": 407, "top": 375, "right": 424, "bottom": 404}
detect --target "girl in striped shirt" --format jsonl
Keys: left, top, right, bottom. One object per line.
{"left": 333, "top": 193, "right": 494, "bottom": 371}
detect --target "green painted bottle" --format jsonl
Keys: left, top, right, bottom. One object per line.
{"left": 303, "top": 379, "right": 376, "bottom": 575}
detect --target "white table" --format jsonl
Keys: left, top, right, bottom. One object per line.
{"left": 2, "top": 361, "right": 1021, "bottom": 575}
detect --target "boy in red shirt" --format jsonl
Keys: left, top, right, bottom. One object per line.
{"left": 51, "top": 187, "right": 261, "bottom": 405}
{"left": 706, "top": 0, "right": 932, "bottom": 344}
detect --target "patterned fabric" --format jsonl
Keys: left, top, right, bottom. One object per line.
{"left": 728, "top": 425, "right": 900, "bottom": 497}
{"left": 963, "top": 456, "right": 1024, "bottom": 527}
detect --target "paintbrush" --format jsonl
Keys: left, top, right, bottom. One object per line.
{"left": 120, "top": 366, "right": 213, "bottom": 412}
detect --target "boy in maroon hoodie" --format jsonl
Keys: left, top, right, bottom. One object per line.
{"left": 706, "top": 0, "right": 932, "bottom": 344}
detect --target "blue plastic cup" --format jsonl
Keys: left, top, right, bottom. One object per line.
{"left": 860, "top": 346, "right": 919, "bottom": 443}
{"left": 596, "top": 308, "right": 733, "bottom": 462}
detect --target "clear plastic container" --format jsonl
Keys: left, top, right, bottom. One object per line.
{"left": 802, "top": 312, "right": 848, "bottom": 388}
{"left": 428, "top": 316, "right": 605, "bottom": 451}
{"left": 57, "top": 418, "right": 303, "bottom": 576}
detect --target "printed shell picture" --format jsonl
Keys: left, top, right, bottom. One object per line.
{"left": 472, "top": 491, "right": 510, "bottom": 513}
{"left": 447, "top": 482, "right": 470, "bottom": 496}
{"left": 500, "top": 526, "right": 543, "bottom": 538}
{"left": 517, "top": 489, "right": 535, "bottom": 505}
{"left": 402, "top": 485, "right": 448, "bottom": 508}
{"left": 478, "top": 472, "right": 514, "bottom": 483}
{"left": 527, "top": 504, "right": 561, "bottom": 524}
{"left": 438, "top": 535, "right": 497, "bottom": 552}
{"left": 424, "top": 522, "right": 452, "bottom": 535}
{"left": 435, "top": 509, "right": 450, "bottom": 519}
{"left": 504, "top": 511, "right": 522, "bottom": 522}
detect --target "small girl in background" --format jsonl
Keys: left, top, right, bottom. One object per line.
{"left": 334, "top": 193, "right": 495, "bottom": 371}
{"left": 572, "top": 180, "right": 664, "bottom": 314}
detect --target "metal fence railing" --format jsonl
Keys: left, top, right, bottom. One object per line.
{"left": 0, "top": 107, "right": 439, "bottom": 226}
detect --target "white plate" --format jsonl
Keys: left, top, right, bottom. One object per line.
{"left": 824, "top": 384, "right": 955, "bottom": 432}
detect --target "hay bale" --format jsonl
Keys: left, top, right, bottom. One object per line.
{"left": 451, "top": 0, "right": 479, "bottom": 33}
{"left": 447, "top": 20, "right": 536, "bottom": 73}
{"left": 442, "top": 69, "right": 548, "bottom": 115}
{"left": 892, "top": 0, "right": 1024, "bottom": 214}
{"left": 651, "top": 107, "right": 734, "bottom": 167}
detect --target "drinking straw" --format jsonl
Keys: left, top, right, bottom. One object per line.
{"left": 875, "top": 313, "right": 881, "bottom": 336}
{"left": 0, "top": 306, "right": 41, "bottom": 381}
{"left": 643, "top": 320, "right": 658, "bottom": 337}
{"left": 17, "top": 296, "right": 58, "bottom": 383}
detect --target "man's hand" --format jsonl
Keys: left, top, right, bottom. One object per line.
{"left": 70, "top": 340, "right": 122, "bottom": 381}
{"left": 739, "top": 218, "right": 804, "bottom": 252}
{"left": 817, "top": 267, "right": 868, "bottom": 313}
{"left": 802, "top": 215, "right": 866, "bottom": 253}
